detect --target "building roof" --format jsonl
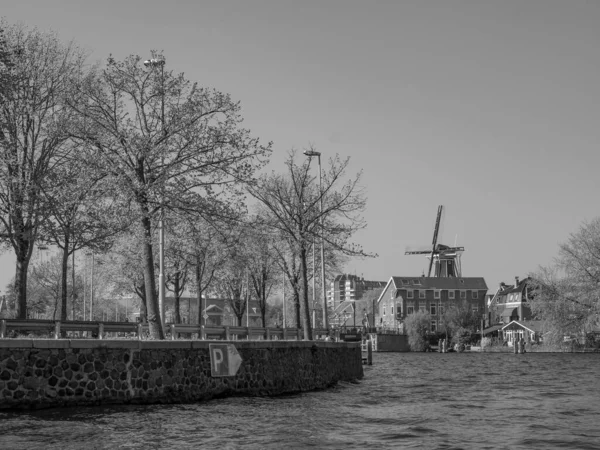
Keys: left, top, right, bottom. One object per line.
{"left": 483, "top": 324, "right": 504, "bottom": 335}
{"left": 497, "top": 277, "right": 533, "bottom": 295}
{"left": 390, "top": 276, "right": 488, "bottom": 290}
{"left": 501, "top": 320, "right": 547, "bottom": 333}
{"left": 376, "top": 276, "right": 488, "bottom": 304}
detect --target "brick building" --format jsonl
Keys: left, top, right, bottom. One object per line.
{"left": 376, "top": 276, "right": 488, "bottom": 332}
{"left": 484, "top": 276, "right": 544, "bottom": 345}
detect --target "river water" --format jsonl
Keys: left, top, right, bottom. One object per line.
{"left": 1, "top": 352, "right": 599, "bottom": 449}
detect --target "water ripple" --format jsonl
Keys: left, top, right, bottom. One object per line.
{"left": 1, "top": 353, "right": 600, "bottom": 449}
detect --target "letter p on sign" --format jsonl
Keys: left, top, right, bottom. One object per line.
{"left": 209, "top": 343, "right": 242, "bottom": 377}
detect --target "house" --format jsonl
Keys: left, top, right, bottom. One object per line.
{"left": 499, "top": 320, "right": 546, "bottom": 345}
{"left": 483, "top": 276, "right": 545, "bottom": 345}
{"left": 487, "top": 276, "right": 535, "bottom": 325}
{"left": 376, "top": 276, "right": 488, "bottom": 332}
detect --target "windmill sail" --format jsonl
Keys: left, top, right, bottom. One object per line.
{"left": 404, "top": 206, "right": 465, "bottom": 277}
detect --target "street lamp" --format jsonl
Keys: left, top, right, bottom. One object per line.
{"left": 282, "top": 270, "right": 286, "bottom": 329}
{"left": 85, "top": 251, "right": 95, "bottom": 321}
{"left": 144, "top": 57, "right": 166, "bottom": 328}
{"left": 304, "top": 149, "right": 329, "bottom": 330}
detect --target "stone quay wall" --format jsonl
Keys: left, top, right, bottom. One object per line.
{"left": 0, "top": 339, "right": 363, "bottom": 410}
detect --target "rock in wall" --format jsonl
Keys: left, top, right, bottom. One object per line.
{"left": 0, "top": 340, "right": 363, "bottom": 409}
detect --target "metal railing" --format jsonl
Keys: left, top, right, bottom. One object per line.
{"left": 0, "top": 319, "right": 329, "bottom": 341}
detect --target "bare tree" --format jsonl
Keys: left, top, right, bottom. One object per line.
{"left": 165, "top": 254, "right": 189, "bottom": 325}
{"left": 40, "top": 157, "right": 129, "bottom": 321}
{"left": 249, "top": 149, "right": 373, "bottom": 340}
{"left": 0, "top": 22, "right": 87, "bottom": 319}
{"left": 68, "top": 52, "right": 271, "bottom": 338}
{"left": 530, "top": 217, "right": 600, "bottom": 344}
{"left": 102, "top": 232, "right": 147, "bottom": 322}
{"left": 440, "top": 301, "right": 480, "bottom": 345}
{"left": 245, "top": 225, "right": 278, "bottom": 327}
{"left": 216, "top": 250, "right": 251, "bottom": 327}
{"left": 170, "top": 214, "right": 233, "bottom": 325}
{"left": 272, "top": 235, "right": 303, "bottom": 328}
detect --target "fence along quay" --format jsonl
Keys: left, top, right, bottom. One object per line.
{"left": 0, "top": 319, "right": 364, "bottom": 410}
{"left": 0, "top": 318, "right": 324, "bottom": 340}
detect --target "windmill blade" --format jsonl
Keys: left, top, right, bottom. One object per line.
{"left": 405, "top": 250, "right": 439, "bottom": 255}
{"left": 428, "top": 205, "right": 443, "bottom": 276}
{"left": 405, "top": 244, "right": 434, "bottom": 255}
{"left": 440, "top": 246, "right": 465, "bottom": 253}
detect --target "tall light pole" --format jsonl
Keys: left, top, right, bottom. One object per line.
{"left": 312, "top": 239, "right": 316, "bottom": 327}
{"left": 144, "top": 57, "right": 166, "bottom": 328}
{"left": 304, "top": 150, "right": 329, "bottom": 330}
{"left": 86, "top": 251, "right": 94, "bottom": 321}
{"left": 282, "top": 271, "right": 286, "bottom": 329}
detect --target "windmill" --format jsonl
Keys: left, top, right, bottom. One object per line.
{"left": 405, "top": 205, "right": 465, "bottom": 277}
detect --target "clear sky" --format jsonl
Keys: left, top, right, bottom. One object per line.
{"left": 1, "top": 0, "right": 599, "bottom": 293}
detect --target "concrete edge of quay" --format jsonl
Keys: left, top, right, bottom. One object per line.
{"left": 0, "top": 339, "right": 364, "bottom": 410}
{"left": 0, "top": 339, "right": 361, "bottom": 350}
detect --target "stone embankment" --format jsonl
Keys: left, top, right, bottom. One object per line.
{"left": 0, "top": 339, "right": 363, "bottom": 410}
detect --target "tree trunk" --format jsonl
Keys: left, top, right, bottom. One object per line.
{"left": 260, "top": 275, "right": 267, "bottom": 327}
{"left": 134, "top": 281, "right": 147, "bottom": 323}
{"left": 174, "top": 272, "right": 181, "bottom": 324}
{"left": 195, "top": 258, "right": 204, "bottom": 325}
{"left": 293, "top": 289, "right": 301, "bottom": 329}
{"left": 299, "top": 245, "right": 312, "bottom": 340}
{"left": 260, "top": 290, "right": 267, "bottom": 328}
{"left": 14, "top": 233, "right": 32, "bottom": 319}
{"left": 60, "top": 235, "right": 70, "bottom": 321}
{"left": 140, "top": 214, "right": 164, "bottom": 339}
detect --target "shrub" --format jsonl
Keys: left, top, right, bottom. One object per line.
{"left": 404, "top": 310, "right": 432, "bottom": 352}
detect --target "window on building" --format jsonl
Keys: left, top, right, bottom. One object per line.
{"left": 471, "top": 291, "right": 478, "bottom": 299}
{"left": 419, "top": 290, "right": 426, "bottom": 299}
{"left": 430, "top": 304, "right": 437, "bottom": 315}
{"left": 449, "top": 291, "right": 455, "bottom": 299}
{"left": 407, "top": 290, "right": 414, "bottom": 299}
{"left": 472, "top": 305, "right": 479, "bottom": 313}
{"left": 412, "top": 279, "right": 421, "bottom": 285}
{"left": 460, "top": 290, "right": 466, "bottom": 299}
{"left": 391, "top": 289, "right": 395, "bottom": 299}
{"left": 407, "top": 305, "right": 414, "bottom": 315}
{"left": 419, "top": 303, "right": 426, "bottom": 312}
{"left": 402, "top": 279, "right": 409, "bottom": 285}
{"left": 391, "top": 305, "right": 394, "bottom": 316}
{"left": 438, "top": 304, "right": 444, "bottom": 315}
{"left": 509, "top": 294, "right": 514, "bottom": 301}
{"left": 431, "top": 321, "right": 437, "bottom": 332}
{"left": 383, "top": 306, "right": 386, "bottom": 316}
{"left": 434, "top": 290, "right": 440, "bottom": 299}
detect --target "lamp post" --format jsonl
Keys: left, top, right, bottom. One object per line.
{"left": 312, "top": 239, "right": 316, "bottom": 327}
{"left": 85, "top": 251, "right": 94, "bottom": 321}
{"left": 303, "top": 150, "right": 328, "bottom": 330}
{"left": 282, "top": 271, "right": 286, "bottom": 329}
{"left": 144, "top": 57, "right": 166, "bottom": 328}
